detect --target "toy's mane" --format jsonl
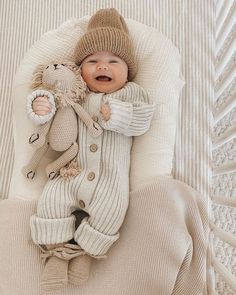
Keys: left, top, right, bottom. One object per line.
{"left": 31, "top": 62, "right": 87, "bottom": 105}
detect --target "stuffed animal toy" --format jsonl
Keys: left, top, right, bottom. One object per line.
{"left": 22, "top": 62, "right": 103, "bottom": 180}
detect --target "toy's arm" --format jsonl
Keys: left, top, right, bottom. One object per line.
{"left": 26, "top": 90, "right": 56, "bottom": 125}
{"left": 100, "top": 83, "right": 156, "bottom": 137}
{"left": 72, "top": 103, "right": 103, "bottom": 137}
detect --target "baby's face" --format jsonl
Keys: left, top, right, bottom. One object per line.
{"left": 81, "top": 51, "right": 128, "bottom": 93}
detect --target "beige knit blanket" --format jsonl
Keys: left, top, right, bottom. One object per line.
{"left": 0, "top": 177, "right": 209, "bottom": 294}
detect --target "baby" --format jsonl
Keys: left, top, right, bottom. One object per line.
{"left": 29, "top": 8, "right": 156, "bottom": 291}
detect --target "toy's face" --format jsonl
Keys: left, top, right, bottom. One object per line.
{"left": 42, "top": 64, "right": 77, "bottom": 90}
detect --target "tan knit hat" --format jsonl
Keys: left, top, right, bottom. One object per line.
{"left": 74, "top": 8, "right": 137, "bottom": 81}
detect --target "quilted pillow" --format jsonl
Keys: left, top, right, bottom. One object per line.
{"left": 9, "top": 16, "right": 184, "bottom": 200}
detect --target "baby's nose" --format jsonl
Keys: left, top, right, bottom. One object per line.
{"left": 97, "top": 63, "right": 108, "bottom": 70}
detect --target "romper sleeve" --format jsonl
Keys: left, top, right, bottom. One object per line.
{"left": 100, "top": 82, "right": 156, "bottom": 137}
{"left": 26, "top": 89, "right": 56, "bottom": 125}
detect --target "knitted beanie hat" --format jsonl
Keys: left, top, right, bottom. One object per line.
{"left": 74, "top": 8, "right": 137, "bottom": 81}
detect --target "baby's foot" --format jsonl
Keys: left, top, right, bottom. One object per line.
{"left": 88, "top": 122, "right": 103, "bottom": 138}
{"left": 68, "top": 254, "right": 92, "bottom": 286}
{"left": 41, "top": 256, "right": 68, "bottom": 292}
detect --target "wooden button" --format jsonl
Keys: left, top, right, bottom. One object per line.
{"left": 90, "top": 144, "right": 98, "bottom": 152}
{"left": 79, "top": 200, "right": 85, "bottom": 208}
{"left": 92, "top": 115, "right": 99, "bottom": 122}
{"left": 87, "top": 172, "right": 95, "bottom": 181}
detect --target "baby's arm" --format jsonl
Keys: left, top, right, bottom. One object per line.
{"left": 26, "top": 90, "right": 56, "bottom": 125}
{"left": 100, "top": 83, "right": 156, "bottom": 136}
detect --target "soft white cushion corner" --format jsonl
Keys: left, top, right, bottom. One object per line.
{"left": 9, "top": 17, "right": 184, "bottom": 200}
{"left": 128, "top": 21, "right": 185, "bottom": 189}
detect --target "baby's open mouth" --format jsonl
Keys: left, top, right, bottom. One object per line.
{"left": 96, "top": 75, "right": 112, "bottom": 81}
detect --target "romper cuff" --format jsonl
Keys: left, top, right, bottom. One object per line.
{"left": 30, "top": 214, "right": 76, "bottom": 245}
{"left": 100, "top": 98, "right": 133, "bottom": 133}
{"left": 74, "top": 218, "right": 119, "bottom": 256}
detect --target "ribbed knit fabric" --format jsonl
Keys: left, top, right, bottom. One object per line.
{"left": 0, "top": 177, "right": 208, "bottom": 294}
{"left": 74, "top": 218, "right": 120, "bottom": 256}
{"left": 74, "top": 8, "right": 137, "bottom": 81}
{"left": 30, "top": 215, "right": 76, "bottom": 244}
{"left": 30, "top": 82, "right": 156, "bottom": 256}
{"left": 40, "top": 256, "right": 68, "bottom": 291}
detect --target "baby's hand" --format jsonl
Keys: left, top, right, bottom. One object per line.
{"left": 100, "top": 104, "right": 111, "bottom": 121}
{"left": 32, "top": 96, "right": 51, "bottom": 116}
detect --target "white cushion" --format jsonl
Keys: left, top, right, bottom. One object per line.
{"left": 9, "top": 17, "right": 184, "bottom": 200}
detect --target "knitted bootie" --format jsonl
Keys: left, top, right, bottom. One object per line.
{"left": 68, "top": 254, "right": 92, "bottom": 285}
{"left": 39, "top": 243, "right": 86, "bottom": 291}
{"left": 40, "top": 255, "right": 68, "bottom": 292}
{"left": 40, "top": 243, "right": 69, "bottom": 292}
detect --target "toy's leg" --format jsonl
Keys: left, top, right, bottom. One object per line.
{"left": 68, "top": 254, "right": 92, "bottom": 286}
{"left": 29, "top": 121, "right": 52, "bottom": 148}
{"left": 73, "top": 103, "right": 103, "bottom": 137}
{"left": 22, "top": 142, "right": 49, "bottom": 179}
{"left": 46, "top": 142, "right": 78, "bottom": 179}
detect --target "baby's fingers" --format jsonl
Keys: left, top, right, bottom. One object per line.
{"left": 34, "top": 95, "right": 48, "bottom": 102}
{"left": 33, "top": 102, "right": 51, "bottom": 115}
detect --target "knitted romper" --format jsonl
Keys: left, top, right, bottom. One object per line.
{"left": 30, "top": 82, "right": 156, "bottom": 257}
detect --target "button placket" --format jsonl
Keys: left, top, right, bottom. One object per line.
{"left": 87, "top": 171, "right": 95, "bottom": 181}
{"left": 76, "top": 93, "right": 103, "bottom": 207}
{"left": 79, "top": 200, "right": 85, "bottom": 209}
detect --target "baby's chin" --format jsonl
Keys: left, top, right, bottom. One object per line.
{"left": 89, "top": 82, "right": 127, "bottom": 94}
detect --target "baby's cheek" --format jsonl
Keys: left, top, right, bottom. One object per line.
{"left": 81, "top": 70, "right": 94, "bottom": 89}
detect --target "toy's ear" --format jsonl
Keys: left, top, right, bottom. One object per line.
{"left": 34, "top": 64, "right": 46, "bottom": 74}
{"left": 63, "top": 62, "right": 81, "bottom": 74}
{"left": 32, "top": 64, "right": 46, "bottom": 89}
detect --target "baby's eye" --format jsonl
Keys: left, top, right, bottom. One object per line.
{"left": 88, "top": 60, "right": 97, "bottom": 63}
{"left": 109, "top": 60, "right": 118, "bottom": 63}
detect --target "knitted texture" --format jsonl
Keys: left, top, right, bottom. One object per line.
{"left": 23, "top": 63, "right": 103, "bottom": 179}
{"left": 30, "top": 214, "right": 76, "bottom": 244}
{"left": 30, "top": 82, "right": 156, "bottom": 256}
{"left": 49, "top": 107, "right": 78, "bottom": 152}
{"left": 74, "top": 8, "right": 137, "bottom": 81}
{"left": 45, "top": 142, "right": 79, "bottom": 178}
{"left": 0, "top": 177, "right": 208, "bottom": 294}
{"left": 40, "top": 256, "right": 68, "bottom": 291}
{"left": 68, "top": 254, "right": 92, "bottom": 286}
